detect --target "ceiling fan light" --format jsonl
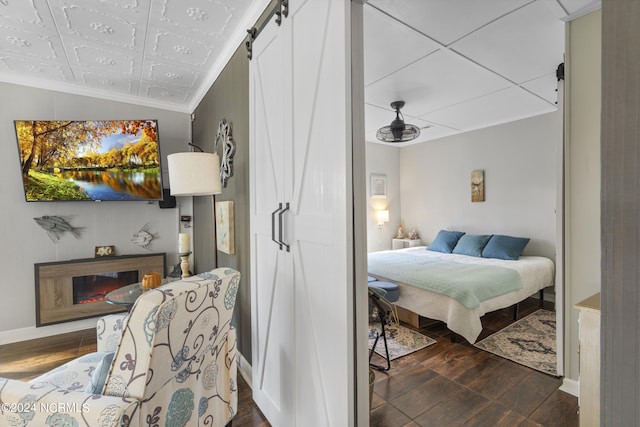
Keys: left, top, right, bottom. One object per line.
{"left": 376, "top": 100, "right": 421, "bottom": 143}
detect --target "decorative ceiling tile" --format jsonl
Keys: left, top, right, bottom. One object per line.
{"left": 72, "top": 44, "right": 135, "bottom": 75}
{"left": 160, "top": 0, "right": 232, "bottom": 37}
{"left": 0, "top": 24, "right": 58, "bottom": 59}
{"left": 0, "top": 0, "right": 43, "bottom": 26}
{"left": 0, "top": 55, "right": 67, "bottom": 81}
{"left": 79, "top": 0, "right": 143, "bottom": 12}
{"left": 79, "top": 70, "right": 137, "bottom": 94}
{"left": 58, "top": 5, "right": 138, "bottom": 49}
{"left": 147, "top": 62, "right": 199, "bottom": 87}
{"left": 152, "top": 31, "right": 211, "bottom": 66}
{"left": 141, "top": 81, "right": 189, "bottom": 102}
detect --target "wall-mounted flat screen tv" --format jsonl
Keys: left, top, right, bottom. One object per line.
{"left": 15, "top": 120, "right": 163, "bottom": 202}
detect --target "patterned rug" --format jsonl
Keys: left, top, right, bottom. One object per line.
{"left": 474, "top": 309, "right": 558, "bottom": 376}
{"left": 368, "top": 322, "right": 436, "bottom": 360}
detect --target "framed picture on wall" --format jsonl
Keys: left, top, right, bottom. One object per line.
{"left": 370, "top": 174, "right": 387, "bottom": 197}
{"left": 215, "top": 201, "right": 235, "bottom": 254}
{"left": 471, "top": 170, "right": 485, "bottom": 202}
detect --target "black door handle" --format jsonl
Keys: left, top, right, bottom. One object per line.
{"left": 279, "top": 202, "right": 290, "bottom": 252}
{"left": 271, "top": 203, "right": 283, "bottom": 250}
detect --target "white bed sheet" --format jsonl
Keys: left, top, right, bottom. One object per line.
{"left": 369, "top": 247, "right": 555, "bottom": 343}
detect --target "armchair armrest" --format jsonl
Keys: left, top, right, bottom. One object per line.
{"left": 96, "top": 314, "right": 128, "bottom": 352}
{"left": 0, "top": 378, "right": 138, "bottom": 427}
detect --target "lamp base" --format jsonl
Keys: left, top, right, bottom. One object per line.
{"left": 179, "top": 252, "right": 192, "bottom": 279}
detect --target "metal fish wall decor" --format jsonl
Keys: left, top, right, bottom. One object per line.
{"left": 131, "top": 222, "right": 156, "bottom": 250}
{"left": 34, "top": 215, "right": 84, "bottom": 242}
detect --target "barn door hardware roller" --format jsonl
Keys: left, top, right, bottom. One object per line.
{"left": 246, "top": 0, "right": 289, "bottom": 60}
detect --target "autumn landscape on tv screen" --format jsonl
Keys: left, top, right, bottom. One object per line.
{"left": 15, "top": 120, "right": 163, "bottom": 201}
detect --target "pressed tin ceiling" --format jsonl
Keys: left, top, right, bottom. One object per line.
{"left": 0, "top": 0, "right": 600, "bottom": 141}
{"left": 0, "top": 0, "right": 270, "bottom": 113}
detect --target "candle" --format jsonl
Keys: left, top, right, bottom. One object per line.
{"left": 178, "top": 233, "right": 190, "bottom": 254}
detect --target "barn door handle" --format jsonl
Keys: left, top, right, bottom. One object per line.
{"left": 271, "top": 204, "right": 283, "bottom": 250}
{"left": 279, "top": 202, "right": 290, "bottom": 252}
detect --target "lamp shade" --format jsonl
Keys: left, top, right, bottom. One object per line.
{"left": 377, "top": 209, "right": 389, "bottom": 225}
{"left": 167, "top": 152, "right": 221, "bottom": 196}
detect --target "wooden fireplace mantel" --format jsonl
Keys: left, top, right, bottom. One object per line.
{"left": 35, "top": 253, "right": 166, "bottom": 326}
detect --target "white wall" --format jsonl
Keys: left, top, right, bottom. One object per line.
{"left": 365, "top": 142, "right": 400, "bottom": 252}
{"left": 0, "top": 82, "right": 191, "bottom": 342}
{"left": 399, "top": 112, "right": 559, "bottom": 261}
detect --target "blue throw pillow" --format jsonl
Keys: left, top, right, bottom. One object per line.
{"left": 85, "top": 352, "right": 115, "bottom": 394}
{"left": 452, "top": 234, "right": 492, "bottom": 257}
{"left": 482, "top": 234, "right": 530, "bottom": 260}
{"left": 427, "top": 230, "right": 465, "bottom": 253}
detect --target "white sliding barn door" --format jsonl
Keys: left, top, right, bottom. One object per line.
{"left": 249, "top": 0, "right": 355, "bottom": 425}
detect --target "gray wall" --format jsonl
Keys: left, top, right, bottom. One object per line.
{"left": 601, "top": 1, "right": 640, "bottom": 424}
{"left": 0, "top": 82, "right": 190, "bottom": 341}
{"left": 191, "top": 45, "right": 252, "bottom": 363}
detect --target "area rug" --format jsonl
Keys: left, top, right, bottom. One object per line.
{"left": 368, "top": 322, "right": 436, "bottom": 361}
{"left": 474, "top": 309, "right": 558, "bottom": 376}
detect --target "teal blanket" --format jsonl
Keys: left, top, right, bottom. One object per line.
{"left": 368, "top": 251, "right": 523, "bottom": 309}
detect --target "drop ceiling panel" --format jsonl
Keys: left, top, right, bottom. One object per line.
{"left": 521, "top": 72, "right": 559, "bottom": 105}
{"left": 363, "top": 4, "right": 440, "bottom": 86}
{"left": 365, "top": 49, "right": 511, "bottom": 117}
{"left": 364, "top": 102, "right": 458, "bottom": 144}
{"left": 451, "top": 1, "right": 564, "bottom": 84}
{"left": 422, "top": 86, "right": 556, "bottom": 131}
{"left": 367, "top": 0, "right": 532, "bottom": 46}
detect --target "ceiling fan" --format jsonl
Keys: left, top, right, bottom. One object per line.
{"left": 376, "top": 101, "right": 421, "bottom": 143}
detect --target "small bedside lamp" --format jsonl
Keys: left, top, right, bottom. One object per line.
{"left": 377, "top": 209, "right": 389, "bottom": 228}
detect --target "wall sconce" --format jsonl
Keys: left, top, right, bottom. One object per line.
{"left": 167, "top": 143, "right": 222, "bottom": 196}
{"left": 377, "top": 209, "right": 389, "bottom": 228}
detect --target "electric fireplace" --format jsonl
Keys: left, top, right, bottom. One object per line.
{"left": 35, "top": 253, "right": 166, "bottom": 326}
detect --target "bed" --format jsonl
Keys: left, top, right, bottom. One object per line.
{"left": 367, "top": 246, "right": 555, "bottom": 344}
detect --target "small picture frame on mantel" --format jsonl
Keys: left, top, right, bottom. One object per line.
{"left": 95, "top": 245, "right": 115, "bottom": 257}
{"left": 370, "top": 174, "right": 387, "bottom": 197}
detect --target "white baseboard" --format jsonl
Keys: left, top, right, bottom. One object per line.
{"left": 0, "top": 318, "right": 99, "bottom": 344}
{"left": 238, "top": 352, "right": 252, "bottom": 389}
{"left": 560, "top": 378, "right": 579, "bottom": 397}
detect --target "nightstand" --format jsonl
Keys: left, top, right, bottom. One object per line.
{"left": 392, "top": 238, "right": 422, "bottom": 250}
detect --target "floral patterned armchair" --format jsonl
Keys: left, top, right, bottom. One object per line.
{"left": 0, "top": 268, "right": 241, "bottom": 427}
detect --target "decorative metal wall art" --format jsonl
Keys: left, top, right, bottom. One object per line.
{"left": 131, "top": 222, "right": 156, "bottom": 249}
{"left": 214, "top": 119, "right": 235, "bottom": 188}
{"left": 34, "top": 215, "right": 83, "bottom": 242}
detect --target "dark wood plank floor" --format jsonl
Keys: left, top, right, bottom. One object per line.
{"left": 0, "top": 298, "right": 576, "bottom": 426}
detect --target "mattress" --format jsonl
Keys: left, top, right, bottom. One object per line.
{"left": 367, "top": 247, "right": 555, "bottom": 343}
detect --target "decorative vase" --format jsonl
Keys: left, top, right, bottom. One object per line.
{"left": 396, "top": 224, "right": 405, "bottom": 239}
